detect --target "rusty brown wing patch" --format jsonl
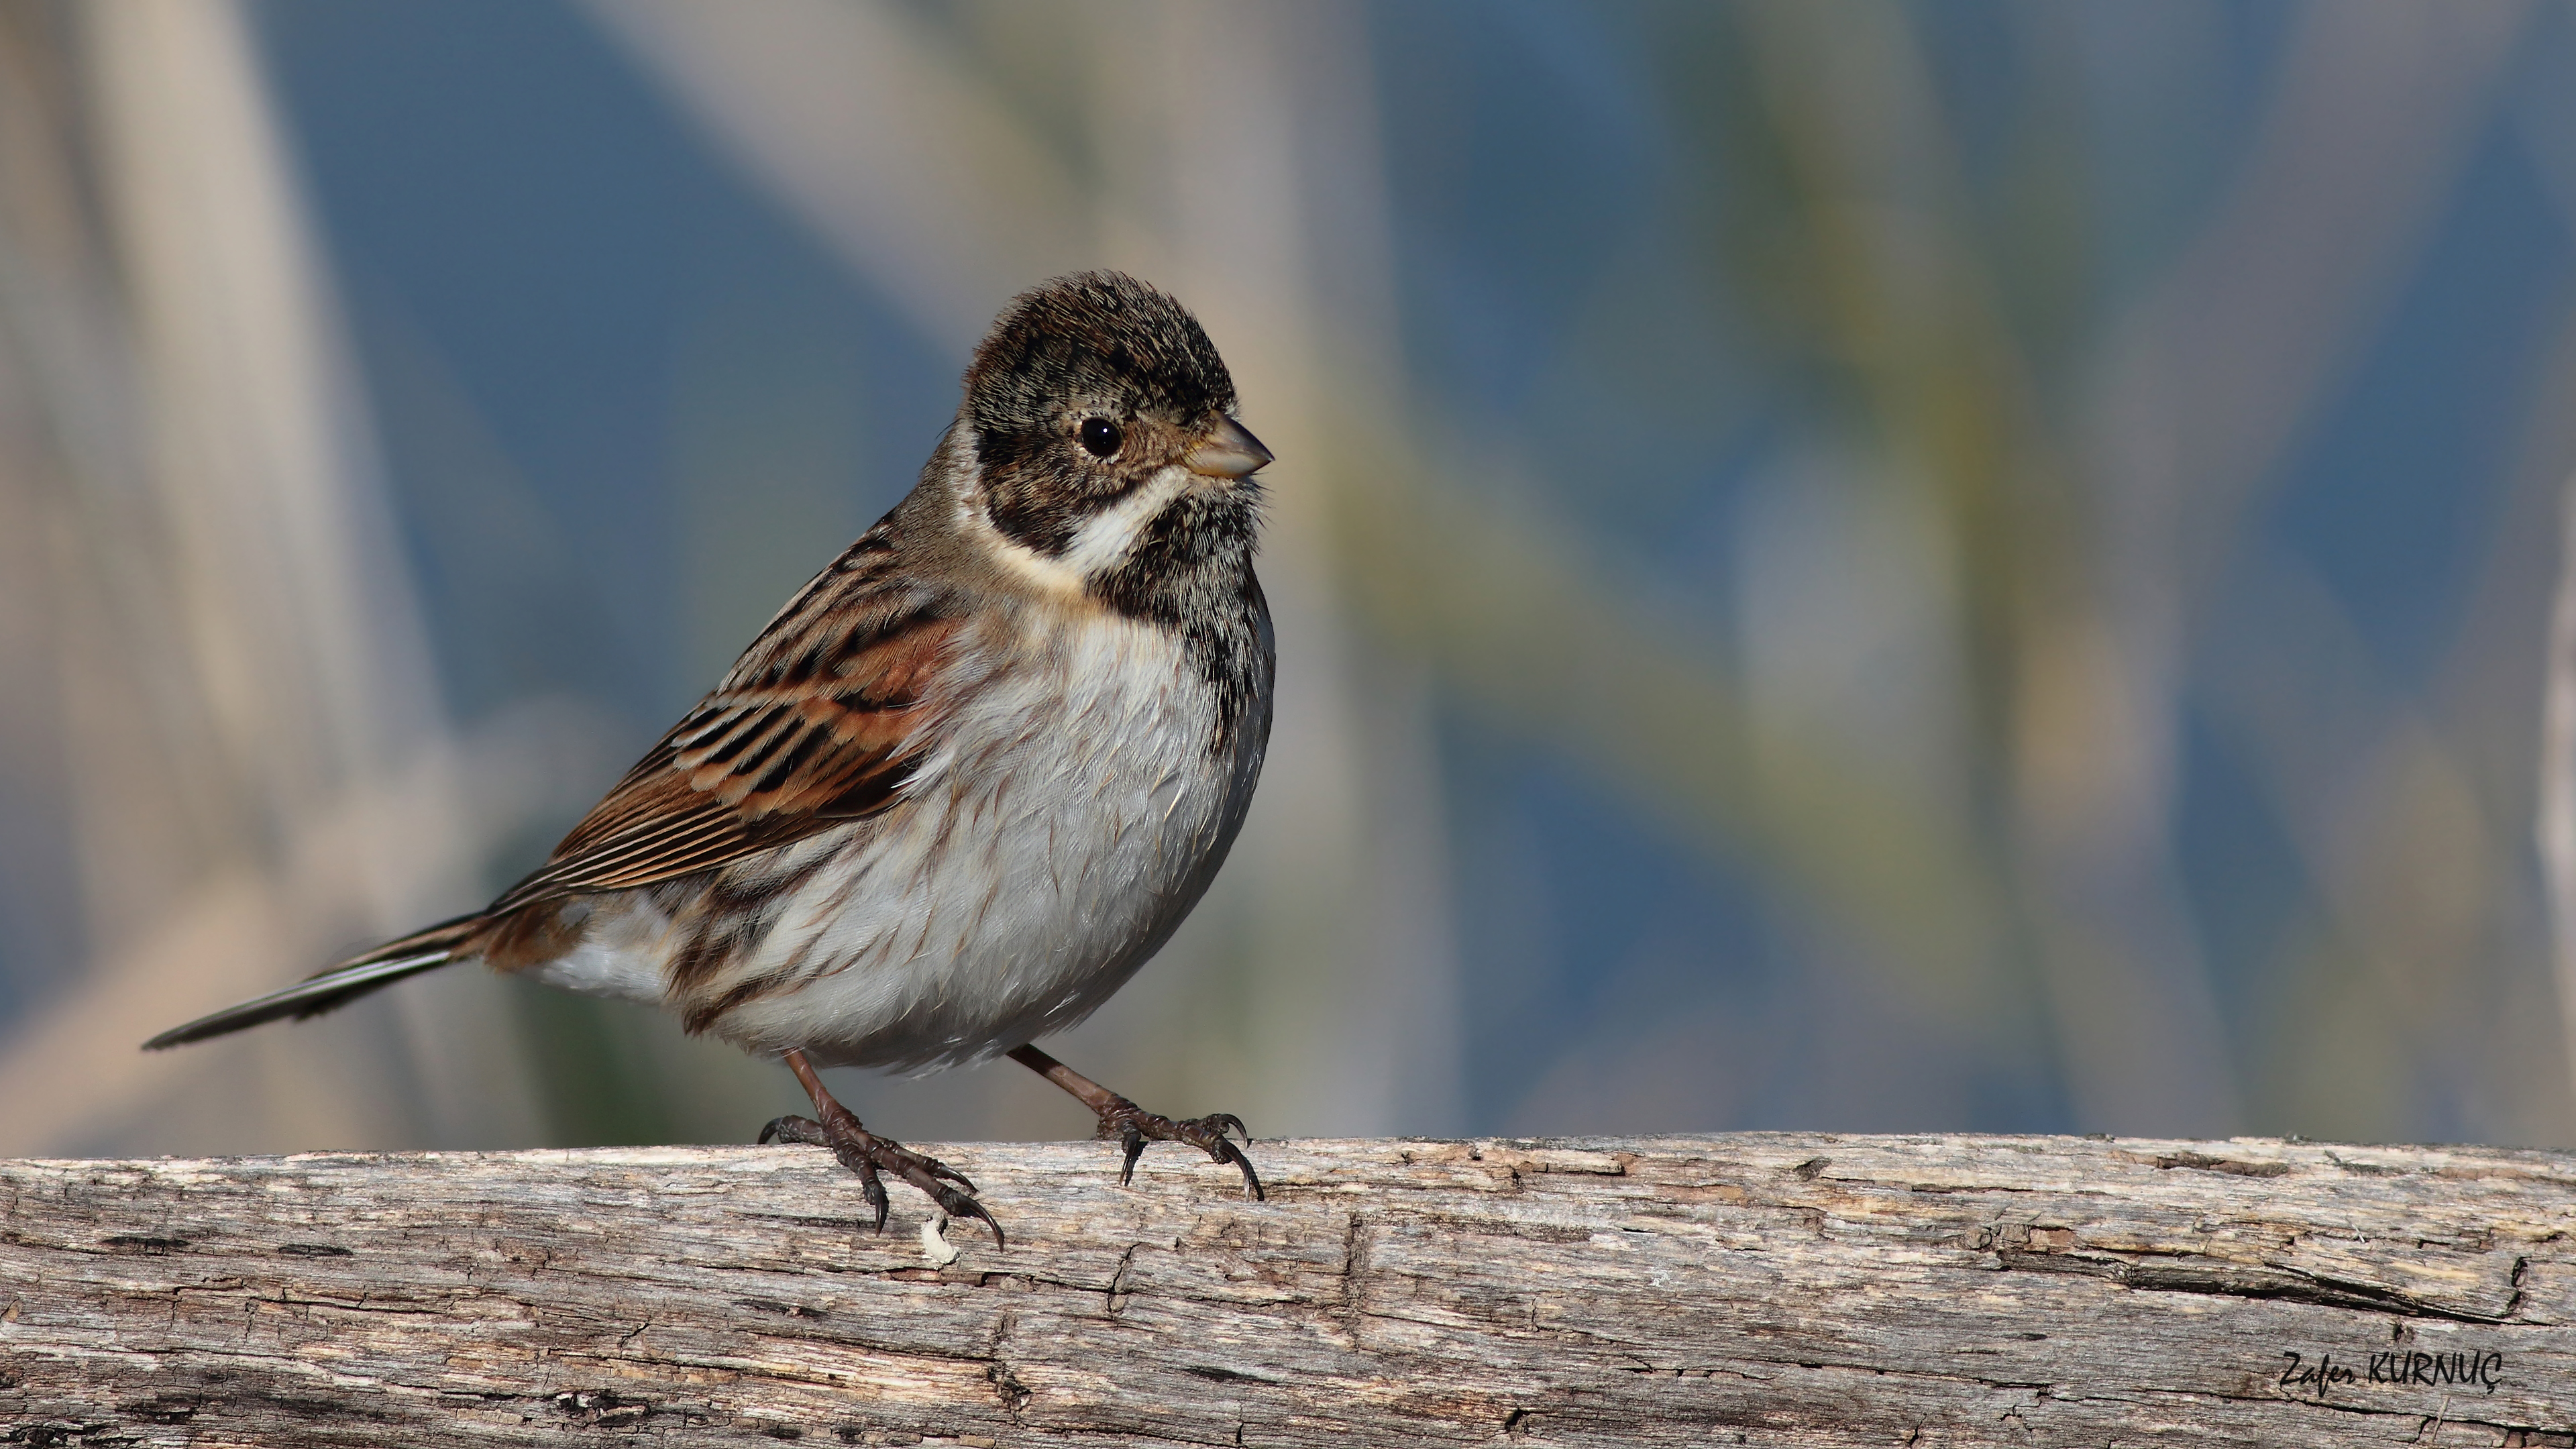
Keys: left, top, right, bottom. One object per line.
{"left": 488, "top": 598, "right": 962, "bottom": 912}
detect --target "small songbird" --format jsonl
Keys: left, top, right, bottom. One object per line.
{"left": 148, "top": 272, "right": 1277, "bottom": 1246}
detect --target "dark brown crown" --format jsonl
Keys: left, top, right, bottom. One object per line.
{"left": 963, "top": 272, "right": 1236, "bottom": 438}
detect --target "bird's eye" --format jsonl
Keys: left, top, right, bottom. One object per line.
{"left": 1079, "top": 417, "right": 1123, "bottom": 458}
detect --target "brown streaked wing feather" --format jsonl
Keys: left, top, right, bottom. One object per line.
{"left": 490, "top": 589, "right": 962, "bottom": 911}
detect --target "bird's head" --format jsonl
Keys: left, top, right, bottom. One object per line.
{"left": 953, "top": 272, "right": 1271, "bottom": 591}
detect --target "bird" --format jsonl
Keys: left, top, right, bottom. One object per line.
{"left": 146, "top": 271, "right": 1278, "bottom": 1247}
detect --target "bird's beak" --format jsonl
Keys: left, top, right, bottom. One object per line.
{"left": 1184, "top": 416, "right": 1273, "bottom": 480}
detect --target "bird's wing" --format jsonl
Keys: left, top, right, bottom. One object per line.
{"left": 492, "top": 556, "right": 965, "bottom": 908}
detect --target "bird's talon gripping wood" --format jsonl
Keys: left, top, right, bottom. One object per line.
{"left": 764, "top": 1053, "right": 1001, "bottom": 1243}
{"left": 1008, "top": 1042, "right": 1265, "bottom": 1199}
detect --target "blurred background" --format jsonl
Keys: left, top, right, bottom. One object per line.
{"left": 5, "top": 0, "right": 2575, "bottom": 1159}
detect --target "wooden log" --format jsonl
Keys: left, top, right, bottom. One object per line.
{"left": 3, "top": 1133, "right": 2573, "bottom": 1446}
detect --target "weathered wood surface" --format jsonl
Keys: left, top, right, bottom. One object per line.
{"left": 3, "top": 1134, "right": 2574, "bottom": 1446}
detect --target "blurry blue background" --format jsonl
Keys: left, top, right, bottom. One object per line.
{"left": 5, "top": 0, "right": 2575, "bottom": 1157}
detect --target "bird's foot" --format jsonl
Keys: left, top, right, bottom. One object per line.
{"left": 1004, "top": 1044, "right": 1266, "bottom": 1201}
{"left": 759, "top": 1103, "right": 1003, "bottom": 1248}
{"left": 1090, "top": 1097, "right": 1265, "bottom": 1201}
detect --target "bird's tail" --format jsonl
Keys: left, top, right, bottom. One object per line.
{"left": 142, "top": 913, "right": 486, "bottom": 1050}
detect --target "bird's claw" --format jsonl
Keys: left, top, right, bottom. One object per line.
{"left": 757, "top": 1110, "right": 1003, "bottom": 1247}
{"left": 758, "top": 1113, "right": 826, "bottom": 1146}
{"left": 1096, "top": 1099, "right": 1265, "bottom": 1201}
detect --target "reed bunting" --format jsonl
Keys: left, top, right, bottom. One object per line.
{"left": 148, "top": 272, "right": 1277, "bottom": 1246}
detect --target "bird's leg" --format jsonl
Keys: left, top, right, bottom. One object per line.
{"left": 759, "top": 1048, "right": 1004, "bottom": 1246}
{"left": 1006, "top": 1044, "right": 1264, "bottom": 1200}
